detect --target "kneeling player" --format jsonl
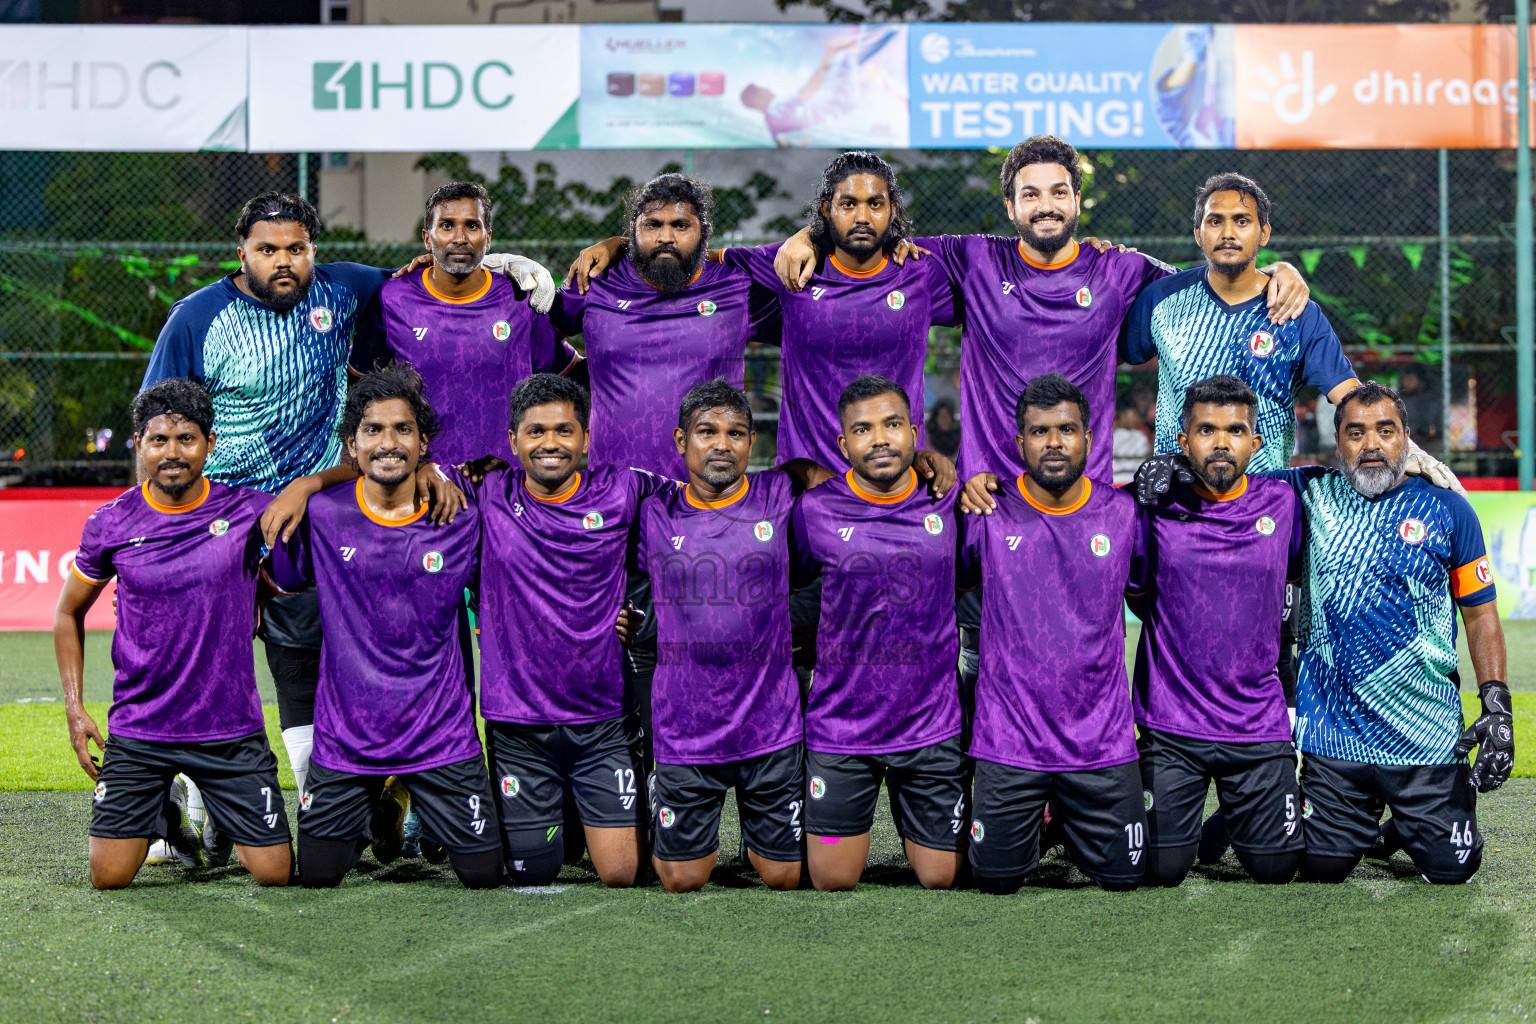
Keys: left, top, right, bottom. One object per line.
{"left": 267, "top": 369, "right": 502, "bottom": 889}
{"left": 640, "top": 379, "right": 805, "bottom": 892}
{"left": 1130, "top": 376, "right": 1305, "bottom": 885}
{"left": 958, "top": 375, "right": 1146, "bottom": 892}
{"left": 56, "top": 379, "right": 291, "bottom": 889}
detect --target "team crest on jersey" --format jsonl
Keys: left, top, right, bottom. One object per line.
{"left": 500, "top": 775, "right": 520, "bottom": 798}
{"left": 809, "top": 776, "right": 827, "bottom": 800}
{"left": 1476, "top": 557, "right": 1493, "bottom": 585}
{"left": 92, "top": 781, "right": 106, "bottom": 804}
{"left": 1398, "top": 518, "right": 1428, "bottom": 545}
{"left": 886, "top": 289, "right": 906, "bottom": 311}
{"left": 923, "top": 513, "right": 944, "bottom": 536}
{"left": 1255, "top": 515, "right": 1276, "bottom": 536}
{"left": 491, "top": 320, "right": 512, "bottom": 342}
{"left": 658, "top": 806, "right": 676, "bottom": 829}
{"left": 422, "top": 550, "right": 444, "bottom": 573}
{"left": 1248, "top": 330, "right": 1276, "bottom": 358}
{"left": 582, "top": 511, "right": 605, "bottom": 530}
{"left": 308, "top": 306, "right": 335, "bottom": 333}
{"left": 209, "top": 519, "right": 230, "bottom": 537}
{"left": 1144, "top": 790, "right": 1154, "bottom": 811}
{"left": 696, "top": 300, "right": 718, "bottom": 317}
{"left": 970, "top": 821, "right": 985, "bottom": 843}
{"left": 1090, "top": 533, "right": 1112, "bottom": 557}
{"left": 754, "top": 520, "right": 774, "bottom": 542}
{"left": 1074, "top": 285, "right": 1093, "bottom": 308}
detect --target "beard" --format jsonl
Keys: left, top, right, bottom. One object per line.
{"left": 248, "top": 265, "right": 314, "bottom": 314}
{"left": 525, "top": 448, "right": 576, "bottom": 490}
{"left": 1015, "top": 208, "right": 1080, "bottom": 258}
{"left": 631, "top": 236, "right": 704, "bottom": 291}
{"left": 859, "top": 444, "right": 914, "bottom": 485}
{"left": 698, "top": 454, "right": 742, "bottom": 490}
{"left": 364, "top": 450, "right": 414, "bottom": 488}
{"left": 1206, "top": 244, "right": 1255, "bottom": 280}
{"left": 1195, "top": 452, "right": 1241, "bottom": 492}
{"left": 153, "top": 461, "right": 196, "bottom": 499}
{"left": 1028, "top": 452, "right": 1086, "bottom": 496}
{"left": 1340, "top": 446, "right": 1409, "bottom": 499}
{"left": 431, "top": 241, "right": 485, "bottom": 280}
{"left": 832, "top": 219, "right": 893, "bottom": 262}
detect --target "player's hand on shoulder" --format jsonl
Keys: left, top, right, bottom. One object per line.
{"left": 779, "top": 458, "right": 836, "bottom": 492}
{"left": 1132, "top": 453, "right": 1197, "bottom": 507}
{"left": 615, "top": 604, "right": 644, "bottom": 644}
{"left": 566, "top": 236, "right": 628, "bottom": 294}
{"left": 262, "top": 475, "right": 326, "bottom": 547}
{"left": 1404, "top": 439, "right": 1467, "bottom": 495}
{"left": 66, "top": 708, "right": 105, "bottom": 781}
{"left": 914, "top": 449, "right": 956, "bottom": 499}
{"left": 1080, "top": 236, "right": 1138, "bottom": 255}
{"left": 1455, "top": 679, "right": 1515, "bottom": 793}
{"left": 417, "top": 463, "right": 466, "bottom": 526}
{"left": 485, "top": 253, "right": 556, "bottom": 314}
{"left": 773, "top": 227, "right": 818, "bottom": 293}
{"left": 394, "top": 253, "right": 434, "bottom": 278}
{"left": 457, "top": 456, "right": 510, "bottom": 485}
{"left": 890, "top": 237, "right": 932, "bottom": 266}
{"left": 959, "top": 472, "right": 999, "bottom": 515}
{"left": 1262, "top": 261, "right": 1310, "bottom": 324}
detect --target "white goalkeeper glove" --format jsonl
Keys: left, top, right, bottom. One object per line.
{"left": 1404, "top": 439, "right": 1466, "bottom": 496}
{"left": 483, "top": 253, "right": 556, "bottom": 315}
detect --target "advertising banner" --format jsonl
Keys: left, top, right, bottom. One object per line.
{"left": 1468, "top": 492, "right": 1536, "bottom": 621}
{"left": 1234, "top": 25, "right": 1536, "bottom": 149}
{"left": 909, "top": 23, "right": 1234, "bottom": 149}
{"left": 579, "top": 23, "right": 909, "bottom": 149}
{"left": 247, "top": 26, "right": 581, "bottom": 152}
{"left": 0, "top": 26, "right": 248, "bottom": 152}
{"left": 0, "top": 491, "right": 119, "bottom": 632}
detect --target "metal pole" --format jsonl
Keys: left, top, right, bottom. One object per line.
{"left": 1518, "top": 3, "right": 1534, "bottom": 490}
{"left": 684, "top": 149, "right": 694, "bottom": 178}
{"left": 298, "top": 152, "right": 310, "bottom": 202}
{"left": 1440, "top": 148, "right": 1452, "bottom": 458}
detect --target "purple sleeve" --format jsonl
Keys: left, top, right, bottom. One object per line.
{"left": 1125, "top": 505, "right": 1151, "bottom": 596}
{"left": 264, "top": 519, "right": 314, "bottom": 594}
{"left": 630, "top": 467, "right": 673, "bottom": 502}
{"left": 914, "top": 235, "right": 964, "bottom": 289}
{"left": 530, "top": 315, "right": 579, "bottom": 375}
{"left": 920, "top": 255, "right": 962, "bottom": 329}
{"left": 745, "top": 278, "right": 782, "bottom": 348}
{"left": 71, "top": 511, "right": 115, "bottom": 585}
{"left": 547, "top": 286, "right": 587, "bottom": 338}
{"left": 719, "top": 244, "right": 786, "bottom": 294}
{"left": 788, "top": 498, "right": 819, "bottom": 589}
{"left": 1296, "top": 304, "right": 1357, "bottom": 396}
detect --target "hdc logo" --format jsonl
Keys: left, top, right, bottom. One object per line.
{"left": 312, "top": 61, "right": 515, "bottom": 111}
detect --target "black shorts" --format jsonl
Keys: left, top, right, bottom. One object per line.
{"left": 298, "top": 756, "right": 499, "bottom": 856}
{"left": 1301, "top": 753, "right": 1481, "bottom": 883}
{"left": 1138, "top": 728, "right": 1303, "bottom": 854}
{"left": 969, "top": 758, "right": 1147, "bottom": 886}
{"left": 263, "top": 642, "right": 320, "bottom": 731}
{"left": 259, "top": 586, "right": 322, "bottom": 650}
{"left": 804, "top": 736, "right": 969, "bottom": 852}
{"left": 485, "top": 717, "right": 646, "bottom": 832}
{"left": 653, "top": 743, "right": 805, "bottom": 863}
{"left": 90, "top": 731, "right": 290, "bottom": 848}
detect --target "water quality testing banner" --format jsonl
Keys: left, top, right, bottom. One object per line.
{"left": 579, "top": 24, "right": 910, "bottom": 149}
{"left": 909, "top": 23, "right": 1235, "bottom": 149}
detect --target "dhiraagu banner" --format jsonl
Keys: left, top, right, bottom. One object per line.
{"left": 908, "top": 23, "right": 1235, "bottom": 149}
{"left": 1468, "top": 492, "right": 1536, "bottom": 621}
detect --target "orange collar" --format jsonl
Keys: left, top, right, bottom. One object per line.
{"left": 1193, "top": 474, "right": 1249, "bottom": 502}
{"left": 846, "top": 467, "right": 917, "bottom": 505}
{"left": 141, "top": 477, "right": 210, "bottom": 515}
{"left": 1017, "top": 237, "right": 1080, "bottom": 271}
{"left": 1017, "top": 474, "right": 1092, "bottom": 516}
{"left": 526, "top": 472, "right": 581, "bottom": 504}
{"left": 420, "top": 266, "right": 493, "bottom": 304}
{"left": 355, "top": 478, "right": 427, "bottom": 526}
{"left": 829, "top": 253, "right": 888, "bottom": 279}
{"left": 684, "top": 475, "right": 750, "bottom": 510}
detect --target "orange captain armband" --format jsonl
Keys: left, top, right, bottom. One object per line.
{"left": 1451, "top": 555, "right": 1495, "bottom": 600}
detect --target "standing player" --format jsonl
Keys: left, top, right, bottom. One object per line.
{"left": 1131, "top": 375, "right": 1305, "bottom": 886}
{"left": 56, "top": 379, "right": 291, "bottom": 889}
{"left": 1283, "top": 383, "right": 1511, "bottom": 884}
{"left": 475, "top": 374, "right": 667, "bottom": 888}
{"left": 640, "top": 379, "right": 804, "bottom": 892}
{"left": 265, "top": 368, "right": 501, "bottom": 889}
{"left": 791, "top": 375, "right": 966, "bottom": 891}
{"left": 958, "top": 375, "right": 1147, "bottom": 893}
{"left": 350, "top": 180, "right": 580, "bottom": 467}
{"left": 142, "top": 191, "right": 553, "bottom": 802}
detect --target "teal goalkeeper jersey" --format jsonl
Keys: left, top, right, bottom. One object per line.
{"left": 1279, "top": 469, "right": 1496, "bottom": 765}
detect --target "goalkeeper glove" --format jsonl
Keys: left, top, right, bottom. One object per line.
{"left": 484, "top": 253, "right": 556, "bottom": 315}
{"left": 1454, "top": 680, "right": 1514, "bottom": 793}
{"left": 1404, "top": 440, "right": 1467, "bottom": 496}
{"left": 1132, "top": 453, "right": 1197, "bottom": 507}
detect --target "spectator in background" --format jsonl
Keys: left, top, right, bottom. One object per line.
{"left": 1112, "top": 400, "right": 1152, "bottom": 485}
{"left": 926, "top": 399, "right": 961, "bottom": 462}
{"left": 1399, "top": 365, "right": 1444, "bottom": 447}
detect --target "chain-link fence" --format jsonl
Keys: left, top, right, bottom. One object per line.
{"left": 0, "top": 146, "right": 1521, "bottom": 484}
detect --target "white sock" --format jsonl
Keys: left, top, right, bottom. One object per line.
{"left": 181, "top": 775, "right": 207, "bottom": 829}
{"left": 282, "top": 725, "right": 314, "bottom": 798}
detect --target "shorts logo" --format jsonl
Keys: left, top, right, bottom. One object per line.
{"left": 92, "top": 781, "right": 106, "bottom": 804}
{"left": 924, "top": 513, "right": 944, "bottom": 536}
{"left": 1074, "top": 285, "right": 1092, "bottom": 308}
{"left": 582, "top": 511, "right": 605, "bottom": 530}
{"left": 1255, "top": 515, "right": 1276, "bottom": 536}
{"left": 308, "top": 306, "right": 335, "bottom": 333}
{"left": 658, "top": 806, "right": 676, "bottom": 829}
{"left": 300, "top": 791, "right": 313, "bottom": 811}
{"left": 1090, "top": 533, "right": 1112, "bottom": 557}
{"left": 422, "top": 550, "right": 444, "bottom": 573}
{"left": 696, "top": 300, "right": 717, "bottom": 317}
{"left": 886, "top": 289, "right": 906, "bottom": 310}
{"left": 209, "top": 519, "right": 230, "bottom": 537}
{"left": 500, "top": 775, "right": 520, "bottom": 798}
{"left": 970, "top": 820, "right": 985, "bottom": 843}
{"left": 1249, "top": 330, "right": 1276, "bottom": 358}
{"left": 491, "top": 320, "right": 512, "bottom": 342}
{"left": 754, "top": 520, "right": 774, "bottom": 542}
{"left": 1398, "top": 518, "right": 1428, "bottom": 545}
{"left": 1475, "top": 557, "right": 1493, "bottom": 585}
{"left": 1302, "top": 798, "right": 1314, "bottom": 819}
{"left": 1143, "top": 790, "right": 1154, "bottom": 811}
{"left": 809, "top": 776, "right": 827, "bottom": 800}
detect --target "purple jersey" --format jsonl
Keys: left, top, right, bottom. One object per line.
{"left": 958, "top": 478, "right": 1143, "bottom": 771}
{"left": 1133, "top": 475, "right": 1304, "bottom": 744}
{"left": 920, "top": 236, "right": 1171, "bottom": 481}
{"left": 549, "top": 259, "right": 779, "bottom": 477}
{"left": 266, "top": 475, "right": 482, "bottom": 775}
{"left": 352, "top": 269, "right": 577, "bottom": 467}
{"left": 475, "top": 466, "right": 668, "bottom": 725}
{"left": 639, "top": 471, "right": 801, "bottom": 764}
{"left": 72, "top": 480, "right": 268, "bottom": 743}
{"left": 720, "top": 244, "right": 958, "bottom": 468}
{"left": 791, "top": 469, "right": 961, "bottom": 755}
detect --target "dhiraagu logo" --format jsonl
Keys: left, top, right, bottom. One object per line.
{"left": 312, "top": 61, "right": 515, "bottom": 111}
